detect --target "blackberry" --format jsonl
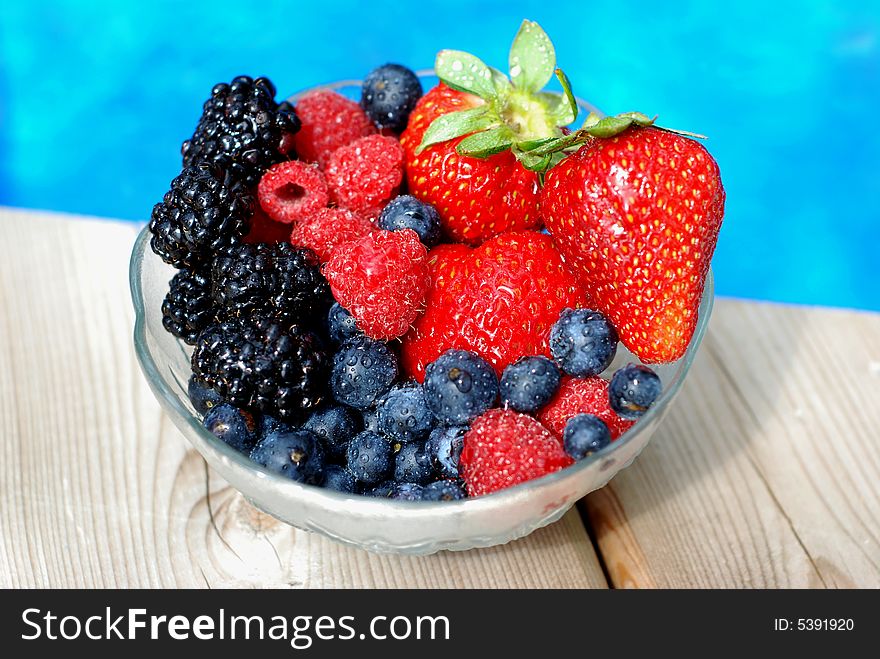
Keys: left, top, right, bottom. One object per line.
{"left": 149, "top": 163, "right": 253, "bottom": 268}
{"left": 162, "top": 268, "right": 216, "bottom": 345}
{"left": 192, "top": 314, "right": 328, "bottom": 421}
{"left": 182, "top": 75, "right": 301, "bottom": 188}
{"left": 210, "top": 242, "right": 331, "bottom": 324}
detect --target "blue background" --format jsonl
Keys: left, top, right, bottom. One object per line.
{"left": 1, "top": 1, "right": 878, "bottom": 310}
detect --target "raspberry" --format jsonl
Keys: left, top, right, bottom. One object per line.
{"left": 324, "top": 135, "right": 405, "bottom": 216}
{"left": 323, "top": 229, "right": 430, "bottom": 340}
{"left": 292, "top": 90, "right": 377, "bottom": 167}
{"left": 243, "top": 204, "right": 294, "bottom": 244}
{"left": 537, "top": 376, "right": 635, "bottom": 440}
{"left": 257, "top": 160, "right": 329, "bottom": 224}
{"left": 290, "top": 207, "right": 375, "bottom": 262}
{"left": 460, "top": 409, "right": 573, "bottom": 497}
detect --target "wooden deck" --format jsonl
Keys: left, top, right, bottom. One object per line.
{"left": 2, "top": 208, "right": 878, "bottom": 588}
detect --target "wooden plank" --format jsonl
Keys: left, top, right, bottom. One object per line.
{"left": 0, "top": 208, "right": 607, "bottom": 588}
{"left": 582, "top": 300, "right": 880, "bottom": 588}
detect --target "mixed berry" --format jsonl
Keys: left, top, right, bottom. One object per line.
{"left": 151, "top": 20, "right": 724, "bottom": 500}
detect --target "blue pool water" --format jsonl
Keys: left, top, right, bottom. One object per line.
{"left": 1, "top": 1, "right": 878, "bottom": 310}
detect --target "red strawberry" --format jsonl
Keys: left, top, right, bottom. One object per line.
{"left": 323, "top": 229, "right": 430, "bottom": 340}
{"left": 400, "top": 85, "right": 543, "bottom": 245}
{"left": 242, "top": 204, "right": 293, "bottom": 244}
{"left": 324, "top": 134, "right": 405, "bottom": 217}
{"left": 400, "top": 230, "right": 585, "bottom": 380}
{"left": 460, "top": 409, "right": 573, "bottom": 496}
{"left": 290, "top": 207, "right": 375, "bottom": 262}
{"left": 398, "top": 22, "right": 581, "bottom": 245}
{"left": 542, "top": 127, "right": 724, "bottom": 362}
{"left": 257, "top": 160, "right": 329, "bottom": 224}
{"left": 538, "top": 376, "right": 634, "bottom": 440}
{"left": 292, "top": 90, "right": 377, "bottom": 167}
{"left": 426, "top": 242, "right": 472, "bottom": 291}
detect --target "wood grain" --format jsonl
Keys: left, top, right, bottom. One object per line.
{"left": 0, "top": 209, "right": 607, "bottom": 588}
{"left": 583, "top": 300, "right": 880, "bottom": 588}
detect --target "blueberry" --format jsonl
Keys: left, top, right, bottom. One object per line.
{"left": 367, "top": 479, "right": 397, "bottom": 498}
{"left": 303, "top": 404, "right": 361, "bottom": 462}
{"left": 378, "top": 196, "right": 441, "bottom": 248}
{"left": 330, "top": 337, "right": 398, "bottom": 410}
{"left": 393, "top": 440, "right": 434, "bottom": 484}
{"left": 322, "top": 465, "right": 358, "bottom": 493}
{"left": 327, "top": 302, "right": 361, "bottom": 345}
{"left": 424, "top": 349, "right": 498, "bottom": 425}
{"left": 360, "top": 63, "right": 423, "bottom": 133}
{"left": 425, "top": 426, "right": 466, "bottom": 479}
{"left": 422, "top": 480, "right": 466, "bottom": 501}
{"left": 250, "top": 429, "right": 325, "bottom": 484}
{"left": 202, "top": 403, "right": 258, "bottom": 453}
{"left": 563, "top": 414, "right": 612, "bottom": 460}
{"left": 377, "top": 382, "right": 434, "bottom": 443}
{"left": 361, "top": 406, "right": 381, "bottom": 433}
{"left": 549, "top": 308, "right": 618, "bottom": 377}
{"left": 346, "top": 431, "right": 394, "bottom": 485}
{"left": 188, "top": 376, "right": 223, "bottom": 415}
{"left": 391, "top": 482, "right": 425, "bottom": 501}
{"left": 259, "top": 414, "right": 285, "bottom": 437}
{"left": 499, "top": 355, "right": 561, "bottom": 413}
{"left": 609, "top": 364, "right": 662, "bottom": 420}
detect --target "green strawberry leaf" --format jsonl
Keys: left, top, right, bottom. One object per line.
{"left": 585, "top": 115, "right": 638, "bottom": 138}
{"left": 490, "top": 66, "right": 513, "bottom": 100}
{"left": 514, "top": 148, "right": 553, "bottom": 172}
{"left": 456, "top": 126, "right": 515, "bottom": 158}
{"left": 436, "top": 49, "right": 497, "bottom": 100}
{"left": 508, "top": 20, "right": 556, "bottom": 93}
{"left": 581, "top": 111, "right": 602, "bottom": 128}
{"left": 548, "top": 68, "right": 578, "bottom": 126}
{"left": 416, "top": 106, "right": 498, "bottom": 154}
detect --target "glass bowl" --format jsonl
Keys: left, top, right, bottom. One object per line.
{"left": 130, "top": 76, "right": 714, "bottom": 555}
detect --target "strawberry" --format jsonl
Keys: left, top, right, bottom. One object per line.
{"left": 400, "top": 230, "right": 585, "bottom": 380}
{"left": 537, "top": 376, "right": 634, "bottom": 440}
{"left": 460, "top": 409, "right": 573, "bottom": 496}
{"left": 323, "top": 229, "right": 430, "bottom": 340}
{"left": 398, "top": 21, "right": 580, "bottom": 245}
{"left": 541, "top": 126, "right": 725, "bottom": 362}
